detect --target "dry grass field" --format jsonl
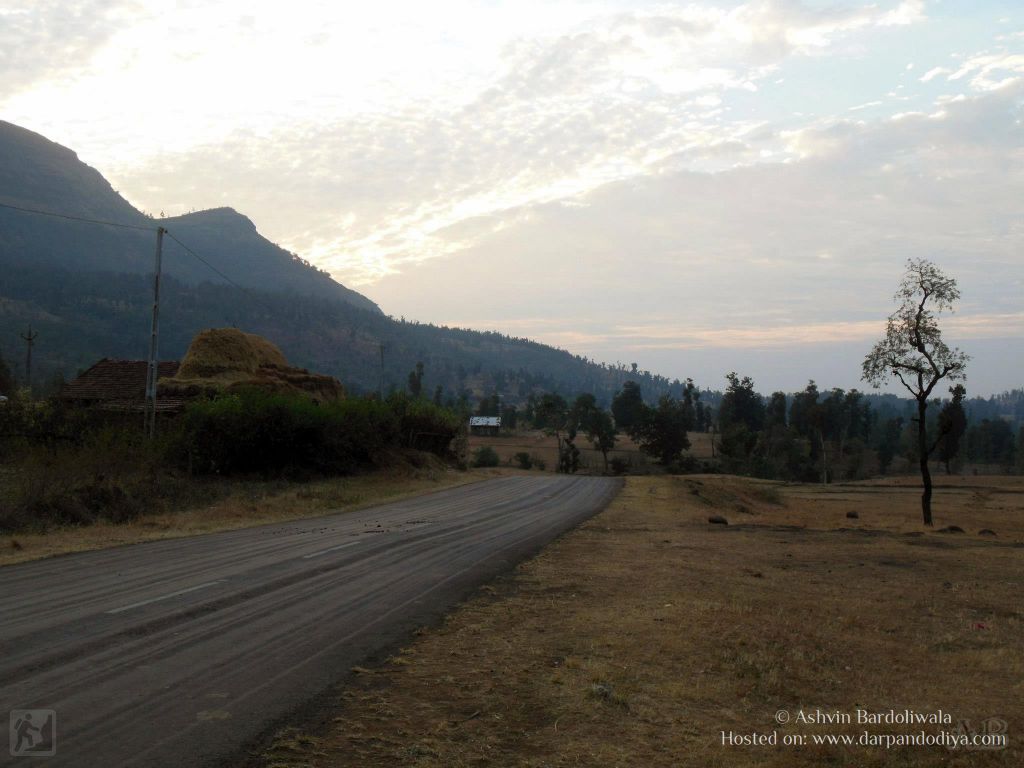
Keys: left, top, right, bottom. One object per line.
{"left": 259, "top": 473, "right": 1024, "bottom": 768}
{"left": 468, "top": 429, "right": 716, "bottom": 472}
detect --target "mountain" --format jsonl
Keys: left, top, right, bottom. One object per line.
{"left": 0, "top": 260, "right": 685, "bottom": 404}
{"left": 0, "top": 121, "right": 685, "bottom": 404}
{"left": 0, "top": 121, "right": 380, "bottom": 313}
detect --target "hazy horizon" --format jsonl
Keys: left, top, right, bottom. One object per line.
{"left": 3, "top": 0, "right": 1022, "bottom": 396}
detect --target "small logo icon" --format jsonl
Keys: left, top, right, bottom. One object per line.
{"left": 9, "top": 710, "right": 56, "bottom": 757}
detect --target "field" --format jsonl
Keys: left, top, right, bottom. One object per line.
{"left": 467, "top": 429, "right": 716, "bottom": 472}
{"left": 258, "top": 474, "right": 1024, "bottom": 767}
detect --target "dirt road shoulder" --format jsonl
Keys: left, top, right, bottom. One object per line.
{"left": 257, "top": 474, "right": 1024, "bottom": 767}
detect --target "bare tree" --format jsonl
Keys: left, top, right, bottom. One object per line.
{"left": 862, "top": 259, "right": 969, "bottom": 525}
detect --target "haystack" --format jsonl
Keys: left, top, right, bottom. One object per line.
{"left": 160, "top": 328, "right": 344, "bottom": 402}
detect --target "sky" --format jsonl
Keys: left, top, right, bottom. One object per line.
{"left": 2, "top": 0, "right": 1022, "bottom": 395}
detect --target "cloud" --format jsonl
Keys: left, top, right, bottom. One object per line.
{"left": 14, "top": 0, "right": 1022, "bottom": 392}
{"left": 919, "top": 66, "right": 950, "bottom": 82}
{"left": 0, "top": 0, "right": 133, "bottom": 97}
{"left": 948, "top": 52, "right": 1024, "bottom": 90}
{"left": 96, "top": 0, "right": 932, "bottom": 287}
{"left": 365, "top": 79, "right": 1023, "bottom": 382}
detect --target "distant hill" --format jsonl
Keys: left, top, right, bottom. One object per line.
{"left": 0, "top": 261, "right": 685, "bottom": 404}
{"left": 0, "top": 121, "right": 687, "bottom": 403}
{"left": 0, "top": 121, "right": 380, "bottom": 313}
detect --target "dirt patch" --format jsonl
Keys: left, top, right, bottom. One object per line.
{"left": 254, "top": 475, "right": 1024, "bottom": 767}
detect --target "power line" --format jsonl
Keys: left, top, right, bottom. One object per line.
{"left": 163, "top": 230, "right": 284, "bottom": 322}
{"left": 0, "top": 200, "right": 156, "bottom": 232}
{"left": 163, "top": 230, "right": 260, "bottom": 299}
{"left": 1, "top": 198, "right": 279, "bottom": 315}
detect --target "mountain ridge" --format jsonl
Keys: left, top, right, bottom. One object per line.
{"left": 0, "top": 120, "right": 689, "bottom": 403}
{"left": 0, "top": 120, "right": 380, "bottom": 313}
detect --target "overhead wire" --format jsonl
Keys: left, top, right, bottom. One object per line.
{"left": 0, "top": 199, "right": 274, "bottom": 312}
{"left": 0, "top": 200, "right": 157, "bottom": 232}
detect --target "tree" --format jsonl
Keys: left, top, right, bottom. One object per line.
{"left": 788, "top": 381, "right": 819, "bottom": 437}
{"left": 534, "top": 393, "right": 575, "bottom": 472}
{"left": 765, "top": 392, "right": 788, "bottom": 433}
{"left": 407, "top": 361, "right": 424, "bottom": 398}
{"left": 585, "top": 409, "right": 617, "bottom": 473}
{"left": 719, "top": 373, "right": 765, "bottom": 434}
{"left": 862, "top": 259, "right": 969, "bottom": 525}
{"left": 570, "top": 394, "right": 617, "bottom": 472}
{"left": 875, "top": 417, "right": 903, "bottom": 475}
{"left": 633, "top": 395, "right": 692, "bottom": 466}
{"left": 718, "top": 373, "right": 764, "bottom": 464}
{"left": 936, "top": 384, "right": 967, "bottom": 474}
{"left": 502, "top": 404, "right": 519, "bottom": 432}
{"left": 611, "top": 381, "right": 645, "bottom": 432}
{"left": 1016, "top": 427, "right": 1024, "bottom": 476}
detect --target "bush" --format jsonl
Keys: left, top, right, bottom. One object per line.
{"left": 172, "top": 389, "right": 463, "bottom": 477}
{"left": 472, "top": 446, "right": 500, "bottom": 468}
{"left": 609, "top": 456, "right": 630, "bottom": 475}
{"left": 386, "top": 393, "right": 463, "bottom": 455}
{"left": 514, "top": 451, "right": 533, "bottom": 469}
{"left": 0, "top": 425, "right": 202, "bottom": 532}
{"left": 0, "top": 389, "right": 467, "bottom": 531}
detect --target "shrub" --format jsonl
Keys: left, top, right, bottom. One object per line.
{"left": 172, "top": 389, "right": 463, "bottom": 477}
{"left": 386, "top": 392, "right": 462, "bottom": 455}
{"left": 609, "top": 456, "right": 630, "bottom": 475}
{"left": 472, "top": 446, "right": 500, "bottom": 468}
{"left": 0, "top": 425, "right": 197, "bottom": 532}
{"left": 174, "top": 389, "right": 401, "bottom": 476}
{"left": 514, "top": 451, "right": 533, "bottom": 470}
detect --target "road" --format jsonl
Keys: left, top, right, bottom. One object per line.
{"left": 0, "top": 475, "right": 621, "bottom": 767}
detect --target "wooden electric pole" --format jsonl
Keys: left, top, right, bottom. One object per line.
{"left": 20, "top": 324, "right": 38, "bottom": 396}
{"left": 145, "top": 227, "right": 165, "bottom": 438}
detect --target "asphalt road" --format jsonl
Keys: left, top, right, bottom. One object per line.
{"left": 0, "top": 475, "right": 621, "bottom": 767}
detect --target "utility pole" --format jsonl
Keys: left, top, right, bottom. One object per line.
{"left": 20, "top": 324, "right": 38, "bottom": 397}
{"left": 145, "top": 227, "right": 165, "bottom": 438}
{"left": 378, "top": 343, "right": 385, "bottom": 400}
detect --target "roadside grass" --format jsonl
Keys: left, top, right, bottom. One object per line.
{"left": 258, "top": 474, "right": 1024, "bottom": 768}
{"left": 0, "top": 463, "right": 485, "bottom": 567}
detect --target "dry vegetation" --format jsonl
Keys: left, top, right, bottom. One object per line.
{"left": 162, "top": 327, "right": 345, "bottom": 401}
{"left": 467, "top": 430, "right": 716, "bottom": 473}
{"left": 0, "top": 464, "right": 483, "bottom": 567}
{"left": 258, "top": 474, "right": 1024, "bottom": 768}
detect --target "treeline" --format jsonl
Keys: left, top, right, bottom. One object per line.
{"left": 712, "top": 377, "right": 1021, "bottom": 479}
{"left": 468, "top": 373, "right": 1023, "bottom": 479}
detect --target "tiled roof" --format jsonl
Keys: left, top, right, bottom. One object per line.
{"left": 60, "top": 359, "right": 181, "bottom": 403}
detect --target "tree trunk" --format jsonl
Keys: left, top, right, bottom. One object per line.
{"left": 819, "top": 430, "right": 828, "bottom": 484}
{"left": 917, "top": 399, "right": 933, "bottom": 526}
